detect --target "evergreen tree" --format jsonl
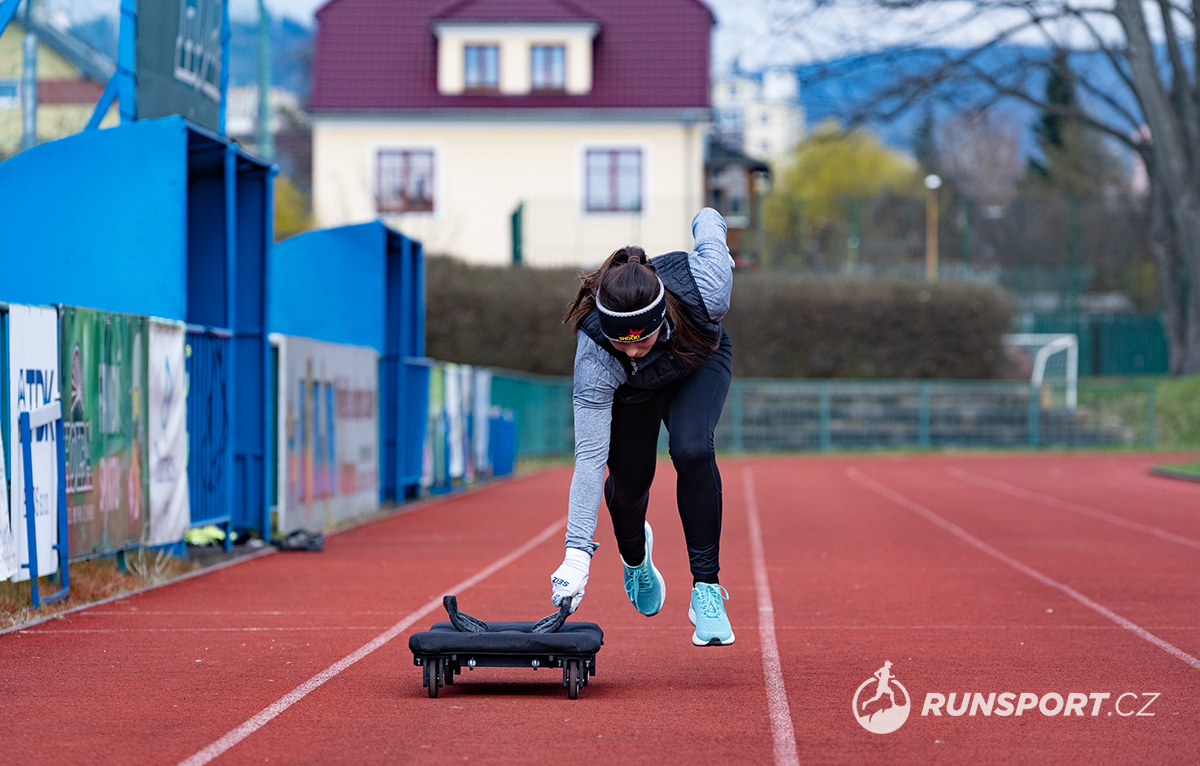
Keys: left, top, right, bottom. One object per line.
{"left": 1026, "top": 50, "right": 1120, "bottom": 194}
{"left": 913, "top": 104, "right": 939, "bottom": 175}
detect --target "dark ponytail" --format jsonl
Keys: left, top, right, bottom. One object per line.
{"left": 564, "top": 247, "right": 718, "bottom": 359}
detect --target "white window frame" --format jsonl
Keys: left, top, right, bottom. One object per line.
{"left": 368, "top": 143, "right": 442, "bottom": 217}
{"left": 463, "top": 44, "right": 500, "bottom": 92}
{"left": 530, "top": 44, "right": 567, "bottom": 91}
{"left": 579, "top": 142, "right": 651, "bottom": 216}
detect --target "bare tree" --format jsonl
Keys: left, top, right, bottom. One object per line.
{"left": 778, "top": 0, "right": 1200, "bottom": 373}
{"left": 938, "top": 109, "right": 1023, "bottom": 206}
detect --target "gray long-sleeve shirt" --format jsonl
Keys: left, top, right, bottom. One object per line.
{"left": 566, "top": 208, "right": 733, "bottom": 555}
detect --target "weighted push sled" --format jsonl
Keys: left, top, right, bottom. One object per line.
{"left": 409, "top": 596, "right": 603, "bottom": 700}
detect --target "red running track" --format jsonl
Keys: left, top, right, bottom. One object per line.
{"left": 3, "top": 453, "right": 1200, "bottom": 765}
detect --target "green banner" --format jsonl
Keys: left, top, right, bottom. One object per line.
{"left": 60, "top": 307, "right": 149, "bottom": 556}
{"left": 135, "top": 0, "right": 223, "bottom": 132}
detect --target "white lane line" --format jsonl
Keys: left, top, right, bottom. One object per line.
{"left": 743, "top": 468, "right": 800, "bottom": 766}
{"left": 621, "top": 624, "right": 1200, "bottom": 631}
{"left": 847, "top": 467, "right": 1200, "bottom": 672}
{"left": 176, "top": 517, "right": 565, "bottom": 766}
{"left": 948, "top": 466, "right": 1200, "bottom": 552}
{"left": 781, "top": 625, "right": 1200, "bottom": 631}
{"left": 21, "top": 627, "right": 389, "bottom": 634}
{"left": 81, "top": 611, "right": 409, "bottom": 616}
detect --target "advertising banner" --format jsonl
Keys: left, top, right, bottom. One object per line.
{"left": 61, "top": 307, "right": 149, "bottom": 557}
{"left": 0, "top": 415, "right": 15, "bottom": 580}
{"left": 135, "top": 0, "right": 224, "bottom": 132}
{"left": 148, "top": 320, "right": 190, "bottom": 546}
{"left": 8, "top": 305, "right": 60, "bottom": 582}
{"left": 422, "top": 363, "right": 445, "bottom": 489}
{"left": 279, "top": 336, "right": 379, "bottom": 534}
{"left": 472, "top": 368, "right": 492, "bottom": 476}
{"left": 446, "top": 364, "right": 465, "bottom": 480}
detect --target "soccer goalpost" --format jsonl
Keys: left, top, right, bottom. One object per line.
{"left": 1002, "top": 333, "right": 1079, "bottom": 410}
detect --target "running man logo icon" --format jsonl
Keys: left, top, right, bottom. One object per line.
{"left": 852, "top": 661, "right": 912, "bottom": 734}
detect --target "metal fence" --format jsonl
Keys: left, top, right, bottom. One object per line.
{"left": 495, "top": 377, "right": 1158, "bottom": 459}
{"left": 763, "top": 191, "right": 1156, "bottom": 316}
{"left": 1026, "top": 314, "right": 1169, "bottom": 375}
{"left": 185, "top": 328, "right": 233, "bottom": 530}
{"left": 490, "top": 370, "right": 574, "bottom": 458}
{"left": 718, "top": 379, "right": 1156, "bottom": 452}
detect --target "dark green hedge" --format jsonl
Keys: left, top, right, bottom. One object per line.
{"left": 723, "top": 272, "right": 1015, "bottom": 378}
{"left": 425, "top": 257, "right": 1014, "bottom": 379}
{"left": 425, "top": 257, "right": 581, "bottom": 376}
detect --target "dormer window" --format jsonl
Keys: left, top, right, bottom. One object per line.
{"left": 531, "top": 45, "right": 566, "bottom": 91}
{"left": 433, "top": 22, "right": 599, "bottom": 96}
{"left": 464, "top": 45, "right": 499, "bottom": 91}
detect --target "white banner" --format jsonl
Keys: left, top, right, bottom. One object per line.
{"left": 147, "top": 320, "right": 190, "bottom": 546}
{"left": 0, "top": 424, "right": 14, "bottom": 580}
{"left": 473, "top": 368, "right": 492, "bottom": 475}
{"left": 8, "top": 305, "right": 60, "bottom": 582}
{"left": 446, "top": 364, "right": 465, "bottom": 479}
{"left": 279, "top": 336, "right": 380, "bottom": 535}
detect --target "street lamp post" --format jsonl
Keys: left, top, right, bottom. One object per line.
{"left": 925, "top": 174, "right": 941, "bottom": 282}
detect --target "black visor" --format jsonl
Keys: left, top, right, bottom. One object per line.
{"left": 597, "top": 278, "right": 668, "bottom": 343}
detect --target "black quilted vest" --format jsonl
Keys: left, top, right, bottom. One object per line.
{"left": 580, "top": 251, "right": 723, "bottom": 403}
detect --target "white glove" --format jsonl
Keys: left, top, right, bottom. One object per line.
{"left": 551, "top": 548, "right": 591, "bottom": 614}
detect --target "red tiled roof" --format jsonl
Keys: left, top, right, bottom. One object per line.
{"left": 431, "top": 0, "right": 599, "bottom": 22}
{"left": 37, "top": 78, "right": 106, "bottom": 105}
{"left": 311, "top": 0, "right": 714, "bottom": 112}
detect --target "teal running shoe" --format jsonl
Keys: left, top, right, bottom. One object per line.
{"left": 622, "top": 521, "right": 665, "bottom": 616}
{"left": 688, "top": 582, "right": 735, "bottom": 646}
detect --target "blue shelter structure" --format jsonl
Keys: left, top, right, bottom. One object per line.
{"left": 0, "top": 116, "right": 274, "bottom": 538}
{"left": 271, "top": 222, "right": 426, "bottom": 502}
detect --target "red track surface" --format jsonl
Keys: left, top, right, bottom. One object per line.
{"left": 3, "top": 453, "right": 1200, "bottom": 765}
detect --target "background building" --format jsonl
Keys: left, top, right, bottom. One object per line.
{"left": 712, "top": 66, "right": 804, "bottom": 165}
{"left": 0, "top": 10, "right": 117, "bottom": 157}
{"left": 309, "top": 0, "right": 715, "bottom": 267}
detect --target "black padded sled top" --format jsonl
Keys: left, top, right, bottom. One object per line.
{"left": 409, "top": 621, "right": 604, "bottom": 655}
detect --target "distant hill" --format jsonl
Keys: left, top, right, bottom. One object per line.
{"left": 64, "top": 18, "right": 1139, "bottom": 161}
{"left": 70, "top": 15, "right": 314, "bottom": 100}
{"left": 795, "top": 45, "right": 1141, "bottom": 158}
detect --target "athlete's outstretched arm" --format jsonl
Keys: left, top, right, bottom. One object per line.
{"left": 564, "top": 333, "right": 623, "bottom": 554}
{"left": 551, "top": 332, "right": 624, "bottom": 611}
{"left": 687, "top": 208, "right": 734, "bottom": 323}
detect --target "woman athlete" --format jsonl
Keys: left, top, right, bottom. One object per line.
{"left": 549, "top": 208, "right": 735, "bottom": 646}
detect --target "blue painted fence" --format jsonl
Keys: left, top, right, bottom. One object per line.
{"left": 0, "top": 118, "right": 525, "bottom": 569}
{"left": 185, "top": 327, "right": 233, "bottom": 531}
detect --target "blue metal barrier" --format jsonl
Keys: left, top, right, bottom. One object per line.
{"left": 489, "top": 410, "right": 517, "bottom": 477}
{"left": 19, "top": 402, "right": 69, "bottom": 607}
{"left": 185, "top": 326, "right": 234, "bottom": 550}
{"left": 401, "top": 359, "right": 432, "bottom": 492}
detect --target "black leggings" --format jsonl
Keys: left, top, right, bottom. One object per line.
{"left": 604, "top": 333, "right": 732, "bottom": 584}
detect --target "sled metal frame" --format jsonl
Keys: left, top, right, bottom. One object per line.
{"left": 413, "top": 649, "right": 598, "bottom": 700}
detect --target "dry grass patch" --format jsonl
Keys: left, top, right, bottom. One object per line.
{"left": 0, "top": 551, "right": 198, "bottom": 630}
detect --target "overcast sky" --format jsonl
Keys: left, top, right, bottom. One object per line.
{"left": 50, "top": 0, "right": 779, "bottom": 68}
{"left": 54, "top": 0, "right": 1136, "bottom": 71}
{"left": 234, "top": 0, "right": 1123, "bottom": 68}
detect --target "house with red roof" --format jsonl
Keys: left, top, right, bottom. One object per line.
{"left": 310, "top": 0, "right": 714, "bottom": 265}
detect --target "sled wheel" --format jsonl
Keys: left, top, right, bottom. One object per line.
{"left": 428, "top": 658, "right": 441, "bottom": 698}
{"left": 444, "top": 661, "right": 455, "bottom": 685}
{"left": 567, "top": 660, "right": 580, "bottom": 700}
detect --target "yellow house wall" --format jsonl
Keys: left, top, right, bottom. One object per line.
{"left": 312, "top": 119, "right": 708, "bottom": 267}
{"left": 0, "top": 23, "right": 118, "bottom": 157}
{"left": 435, "top": 25, "right": 595, "bottom": 95}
